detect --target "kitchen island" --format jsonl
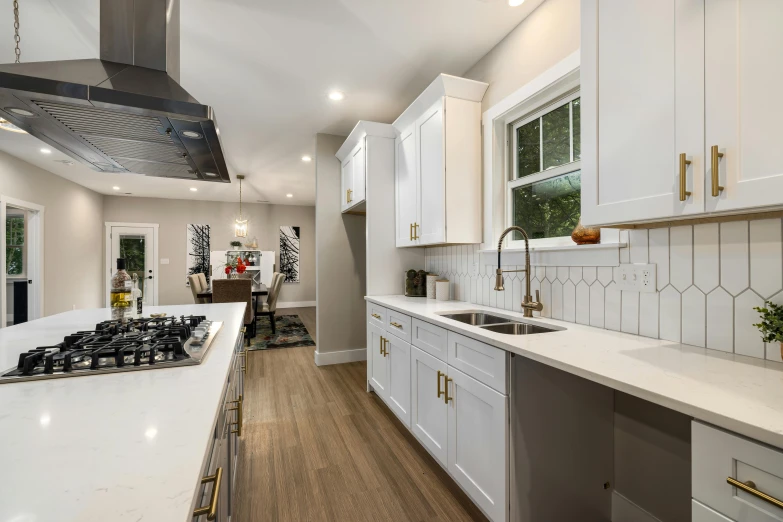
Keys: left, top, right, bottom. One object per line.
{"left": 0, "top": 303, "right": 246, "bottom": 522}
{"left": 366, "top": 295, "right": 783, "bottom": 522}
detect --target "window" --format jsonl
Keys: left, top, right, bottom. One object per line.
{"left": 6, "top": 212, "right": 25, "bottom": 276}
{"left": 508, "top": 92, "right": 581, "bottom": 244}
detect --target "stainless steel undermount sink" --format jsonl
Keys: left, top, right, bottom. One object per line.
{"left": 479, "top": 323, "right": 556, "bottom": 335}
{"left": 441, "top": 312, "right": 511, "bottom": 326}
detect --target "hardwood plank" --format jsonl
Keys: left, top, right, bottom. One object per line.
{"left": 234, "top": 307, "right": 488, "bottom": 522}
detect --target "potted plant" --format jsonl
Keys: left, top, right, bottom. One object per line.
{"left": 754, "top": 301, "right": 783, "bottom": 361}
{"left": 230, "top": 240, "right": 242, "bottom": 251}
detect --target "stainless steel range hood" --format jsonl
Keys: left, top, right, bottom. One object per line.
{"left": 0, "top": 0, "right": 229, "bottom": 182}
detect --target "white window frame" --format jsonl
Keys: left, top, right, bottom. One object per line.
{"left": 505, "top": 89, "right": 582, "bottom": 249}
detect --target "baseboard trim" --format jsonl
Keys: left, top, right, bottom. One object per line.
{"left": 314, "top": 348, "right": 366, "bottom": 366}
{"left": 278, "top": 301, "right": 316, "bottom": 309}
{"left": 611, "top": 491, "right": 661, "bottom": 522}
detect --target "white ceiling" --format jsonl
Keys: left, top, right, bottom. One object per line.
{"left": 0, "top": 0, "right": 544, "bottom": 204}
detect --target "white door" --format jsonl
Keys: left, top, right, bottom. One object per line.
{"left": 447, "top": 366, "right": 508, "bottom": 522}
{"left": 410, "top": 345, "right": 448, "bottom": 467}
{"left": 368, "top": 323, "right": 388, "bottom": 398}
{"left": 386, "top": 335, "right": 411, "bottom": 427}
{"left": 107, "top": 225, "right": 157, "bottom": 307}
{"left": 341, "top": 156, "right": 353, "bottom": 212}
{"left": 416, "top": 98, "right": 446, "bottom": 244}
{"left": 581, "top": 0, "right": 705, "bottom": 226}
{"left": 352, "top": 140, "right": 366, "bottom": 205}
{"left": 705, "top": 0, "right": 783, "bottom": 213}
{"left": 395, "top": 126, "right": 419, "bottom": 247}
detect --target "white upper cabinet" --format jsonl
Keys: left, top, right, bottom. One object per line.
{"left": 582, "top": 0, "right": 783, "bottom": 226}
{"left": 393, "top": 74, "right": 488, "bottom": 247}
{"left": 581, "top": 0, "right": 705, "bottom": 226}
{"left": 705, "top": 0, "right": 783, "bottom": 213}
{"left": 336, "top": 121, "right": 396, "bottom": 214}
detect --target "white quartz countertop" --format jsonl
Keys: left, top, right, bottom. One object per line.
{"left": 366, "top": 295, "right": 783, "bottom": 450}
{"left": 0, "top": 303, "right": 246, "bottom": 522}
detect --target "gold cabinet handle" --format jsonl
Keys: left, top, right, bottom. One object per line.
{"left": 371, "top": 313, "right": 381, "bottom": 320}
{"left": 382, "top": 338, "right": 389, "bottom": 357}
{"left": 348, "top": 188, "right": 353, "bottom": 203}
{"left": 444, "top": 376, "right": 453, "bottom": 404}
{"left": 727, "top": 477, "right": 783, "bottom": 510}
{"left": 379, "top": 335, "right": 385, "bottom": 355}
{"left": 437, "top": 370, "right": 445, "bottom": 399}
{"left": 711, "top": 145, "right": 725, "bottom": 197}
{"left": 679, "top": 153, "right": 692, "bottom": 201}
{"left": 409, "top": 223, "right": 413, "bottom": 241}
{"left": 193, "top": 466, "right": 223, "bottom": 520}
{"left": 389, "top": 322, "right": 403, "bottom": 328}
{"left": 227, "top": 396, "right": 243, "bottom": 437}
{"left": 413, "top": 223, "right": 420, "bottom": 240}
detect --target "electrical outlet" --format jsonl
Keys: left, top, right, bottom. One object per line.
{"left": 615, "top": 263, "right": 657, "bottom": 293}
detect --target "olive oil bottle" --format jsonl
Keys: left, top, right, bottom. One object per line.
{"left": 110, "top": 258, "right": 132, "bottom": 322}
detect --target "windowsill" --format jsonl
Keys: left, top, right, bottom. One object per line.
{"left": 479, "top": 242, "right": 626, "bottom": 254}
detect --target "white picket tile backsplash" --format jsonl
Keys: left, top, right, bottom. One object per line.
{"left": 424, "top": 218, "right": 783, "bottom": 362}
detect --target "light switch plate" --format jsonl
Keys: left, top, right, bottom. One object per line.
{"left": 160, "top": 258, "right": 170, "bottom": 265}
{"left": 615, "top": 263, "right": 657, "bottom": 293}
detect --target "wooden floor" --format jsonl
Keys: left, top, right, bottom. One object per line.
{"left": 234, "top": 307, "right": 488, "bottom": 522}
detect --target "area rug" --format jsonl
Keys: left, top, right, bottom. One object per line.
{"left": 248, "top": 314, "right": 315, "bottom": 351}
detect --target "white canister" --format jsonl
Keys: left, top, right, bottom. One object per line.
{"left": 426, "top": 274, "right": 438, "bottom": 299}
{"left": 436, "top": 280, "right": 450, "bottom": 301}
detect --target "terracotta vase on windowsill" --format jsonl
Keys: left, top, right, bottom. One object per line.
{"left": 571, "top": 218, "right": 601, "bottom": 245}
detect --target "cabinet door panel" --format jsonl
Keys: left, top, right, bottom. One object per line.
{"left": 341, "top": 158, "right": 353, "bottom": 212}
{"left": 368, "top": 323, "right": 388, "bottom": 399}
{"left": 396, "top": 127, "right": 419, "bottom": 246}
{"left": 447, "top": 366, "right": 507, "bottom": 522}
{"left": 410, "top": 345, "right": 448, "bottom": 467}
{"left": 417, "top": 98, "right": 446, "bottom": 244}
{"left": 352, "top": 141, "right": 366, "bottom": 205}
{"left": 706, "top": 0, "right": 783, "bottom": 212}
{"left": 386, "top": 335, "right": 411, "bottom": 427}
{"left": 582, "top": 0, "right": 704, "bottom": 225}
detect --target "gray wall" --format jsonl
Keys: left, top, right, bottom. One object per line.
{"left": 0, "top": 150, "right": 104, "bottom": 316}
{"left": 103, "top": 196, "right": 315, "bottom": 305}
{"left": 315, "top": 133, "right": 366, "bottom": 355}
{"left": 464, "top": 0, "right": 580, "bottom": 112}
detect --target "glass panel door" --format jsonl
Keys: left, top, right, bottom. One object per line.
{"left": 109, "top": 226, "right": 156, "bottom": 307}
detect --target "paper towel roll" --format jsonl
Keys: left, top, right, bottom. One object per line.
{"left": 436, "top": 280, "right": 450, "bottom": 301}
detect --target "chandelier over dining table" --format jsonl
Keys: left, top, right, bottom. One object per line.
{"left": 235, "top": 174, "right": 248, "bottom": 237}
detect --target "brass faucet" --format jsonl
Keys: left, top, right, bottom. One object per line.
{"left": 494, "top": 226, "right": 543, "bottom": 318}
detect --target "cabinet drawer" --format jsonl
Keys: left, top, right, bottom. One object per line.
{"left": 693, "top": 500, "right": 735, "bottom": 522}
{"left": 693, "top": 421, "right": 783, "bottom": 521}
{"left": 368, "top": 303, "right": 386, "bottom": 328}
{"left": 412, "top": 318, "right": 448, "bottom": 362}
{"left": 447, "top": 331, "right": 507, "bottom": 394}
{"left": 386, "top": 309, "right": 412, "bottom": 343}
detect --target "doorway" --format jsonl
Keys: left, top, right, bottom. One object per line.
{"left": 105, "top": 223, "right": 159, "bottom": 307}
{"left": 0, "top": 195, "right": 44, "bottom": 328}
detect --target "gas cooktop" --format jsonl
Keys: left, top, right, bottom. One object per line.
{"left": 0, "top": 315, "right": 222, "bottom": 384}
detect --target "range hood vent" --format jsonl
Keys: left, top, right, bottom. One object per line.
{"left": 0, "top": 0, "right": 229, "bottom": 182}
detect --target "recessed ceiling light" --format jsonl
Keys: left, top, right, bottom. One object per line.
{"left": 112, "top": 186, "right": 120, "bottom": 191}
{"left": 301, "top": 155, "right": 312, "bottom": 162}
{"left": 204, "top": 172, "right": 218, "bottom": 178}
{"left": 40, "top": 148, "right": 51, "bottom": 154}
{"left": 286, "top": 193, "right": 293, "bottom": 198}
{"left": 328, "top": 91, "right": 345, "bottom": 101}
{"left": 6, "top": 107, "right": 35, "bottom": 117}
{"left": 190, "top": 187, "right": 198, "bottom": 192}
{"left": 508, "top": 0, "right": 525, "bottom": 5}
{"left": 181, "top": 130, "right": 203, "bottom": 139}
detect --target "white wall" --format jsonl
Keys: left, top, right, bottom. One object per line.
{"left": 0, "top": 150, "right": 104, "bottom": 316}
{"left": 103, "top": 196, "right": 315, "bottom": 306}
{"left": 315, "top": 133, "right": 367, "bottom": 359}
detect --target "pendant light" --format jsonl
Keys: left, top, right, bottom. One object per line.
{"left": 234, "top": 174, "right": 248, "bottom": 237}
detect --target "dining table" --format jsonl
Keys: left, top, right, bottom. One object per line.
{"left": 196, "top": 281, "right": 268, "bottom": 301}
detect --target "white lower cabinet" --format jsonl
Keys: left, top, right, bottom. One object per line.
{"left": 386, "top": 333, "right": 411, "bottom": 427}
{"left": 411, "top": 344, "right": 449, "bottom": 467}
{"left": 368, "top": 323, "right": 388, "bottom": 399}
{"left": 693, "top": 500, "right": 736, "bottom": 522}
{"left": 447, "top": 365, "right": 508, "bottom": 522}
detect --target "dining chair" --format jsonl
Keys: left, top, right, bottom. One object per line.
{"left": 212, "top": 279, "right": 255, "bottom": 343}
{"left": 256, "top": 272, "right": 284, "bottom": 334}
{"left": 188, "top": 274, "right": 207, "bottom": 304}
{"left": 197, "top": 273, "right": 208, "bottom": 293}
